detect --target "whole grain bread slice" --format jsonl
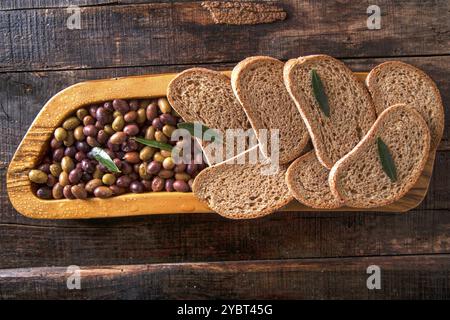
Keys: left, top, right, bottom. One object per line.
{"left": 284, "top": 55, "right": 377, "bottom": 169}
{"left": 286, "top": 150, "right": 342, "bottom": 209}
{"left": 231, "top": 56, "right": 309, "bottom": 164}
{"left": 167, "top": 68, "right": 254, "bottom": 164}
{"left": 366, "top": 61, "right": 444, "bottom": 150}
{"left": 192, "top": 146, "right": 293, "bottom": 219}
{"left": 329, "top": 104, "right": 430, "bottom": 208}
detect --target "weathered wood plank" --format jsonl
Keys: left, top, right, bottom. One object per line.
{"left": 1, "top": 1, "right": 449, "bottom": 72}
{"left": 1, "top": 255, "right": 449, "bottom": 299}
{"left": 0, "top": 209, "right": 449, "bottom": 268}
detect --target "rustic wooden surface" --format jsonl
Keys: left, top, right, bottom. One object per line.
{"left": 0, "top": 0, "right": 449, "bottom": 299}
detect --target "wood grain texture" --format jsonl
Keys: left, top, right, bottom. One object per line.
{"left": 6, "top": 72, "right": 436, "bottom": 219}
{"left": 1, "top": 0, "right": 449, "bottom": 72}
{"left": 1, "top": 254, "right": 449, "bottom": 299}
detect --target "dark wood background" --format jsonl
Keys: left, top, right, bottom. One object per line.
{"left": 0, "top": 0, "right": 449, "bottom": 299}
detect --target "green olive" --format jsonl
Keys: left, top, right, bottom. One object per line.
{"left": 59, "top": 172, "right": 70, "bottom": 187}
{"left": 139, "top": 163, "right": 151, "bottom": 180}
{"left": 113, "top": 110, "right": 122, "bottom": 118}
{"left": 28, "top": 169, "right": 48, "bottom": 184}
{"left": 136, "top": 108, "right": 146, "bottom": 124}
{"left": 158, "top": 97, "right": 171, "bottom": 113}
{"left": 162, "top": 125, "right": 176, "bottom": 138}
{"left": 49, "top": 163, "right": 62, "bottom": 177}
{"left": 162, "top": 157, "right": 175, "bottom": 170}
{"left": 93, "top": 168, "right": 103, "bottom": 179}
{"left": 145, "top": 126, "right": 156, "bottom": 140}
{"left": 160, "top": 150, "right": 172, "bottom": 158}
{"left": 175, "top": 172, "right": 191, "bottom": 182}
{"left": 104, "top": 125, "right": 115, "bottom": 136}
{"left": 63, "top": 131, "right": 75, "bottom": 147}
{"left": 102, "top": 173, "right": 116, "bottom": 186}
{"left": 73, "top": 125, "right": 85, "bottom": 141}
{"left": 153, "top": 152, "right": 165, "bottom": 163}
{"left": 76, "top": 108, "right": 89, "bottom": 121}
{"left": 155, "top": 130, "right": 168, "bottom": 143}
{"left": 61, "top": 156, "right": 74, "bottom": 173}
{"left": 62, "top": 117, "right": 81, "bottom": 130}
{"left": 139, "top": 146, "right": 156, "bottom": 161}
{"left": 52, "top": 183, "right": 64, "bottom": 199}
{"left": 54, "top": 127, "right": 68, "bottom": 142}
{"left": 112, "top": 115, "right": 125, "bottom": 132}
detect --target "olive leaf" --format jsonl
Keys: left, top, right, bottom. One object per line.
{"left": 91, "top": 147, "right": 121, "bottom": 173}
{"left": 132, "top": 137, "right": 174, "bottom": 151}
{"left": 177, "top": 122, "right": 223, "bottom": 144}
{"left": 311, "top": 69, "right": 330, "bottom": 117}
{"left": 377, "top": 137, "right": 397, "bottom": 182}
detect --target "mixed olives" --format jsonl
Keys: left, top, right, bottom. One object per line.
{"left": 29, "top": 98, "right": 207, "bottom": 199}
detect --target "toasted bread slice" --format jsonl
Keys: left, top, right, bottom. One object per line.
{"left": 231, "top": 56, "right": 309, "bottom": 164}
{"left": 286, "top": 151, "right": 342, "bottom": 209}
{"left": 167, "top": 68, "right": 253, "bottom": 164}
{"left": 366, "top": 61, "right": 444, "bottom": 150}
{"left": 329, "top": 104, "right": 430, "bottom": 208}
{"left": 192, "top": 147, "right": 293, "bottom": 219}
{"left": 284, "top": 55, "right": 377, "bottom": 169}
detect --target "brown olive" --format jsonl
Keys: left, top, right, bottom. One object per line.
{"left": 85, "top": 178, "right": 103, "bottom": 193}
{"left": 54, "top": 127, "right": 68, "bottom": 142}
{"left": 138, "top": 163, "right": 151, "bottom": 180}
{"left": 186, "top": 163, "right": 198, "bottom": 176}
{"left": 162, "top": 124, "right": 176, "bottom": 138}
{"left": 139, "top": 146, "right": 156, "bottom": 161}
{"left": 158, "top": 169, "right": 174, "bottom": 179}
{"left": 71, "top": 185, "right": 87, "bottom": 199}
{"left": 146, "top": 161, "right": 161, "bottom": 175}
{"left": 86, "top": 136, "right": 100, "bottom": 147}
{"left": 63, "top": 185, "right": 75, "bottom": 199}
{"left": 102, "top": 173, "right": 116, "bottom": 186}
{"left": 75, "top": 151, "right": 86, "bottom": 162}
{"left": 76, "top": 141, "right": 90, "bottom": 153}
{"left": 112, "top": 115, "right": 125, "bottom": 131}
{"left": 104, "top": 124, "right": 115, "bottom": 136}
{"left": 152, "top": 118, "right": 163, "bottom": 130}
{"left": 96, "top": 107, "right": 113, "bottom": 125}
{"left": 52, "top": 183, "right": 64, "bottom": 199}
{"left": 74, "top": 125, "right": 85, "bottom": 141}
{"left": 145, "top": 126, "right": 156, "bottom": 140}
{"left": 103, "top": 102, "right": 114, "bottom": 112}
{"left": 121, "top": 139, "right": 138, "bottom": 152}
{"left": 160, "top": 150, "right": 172, "bottom": 158}
{"left": 29, "top": 169, "right": 48, "bottom": 184}
{"left": 69, "top": 169, "right": 82, "bottom": 184}
{"left": 160, "top": 113, "right": 176, "bottom": 126}
{"left": 61, "top": 156, "right": 75, "bottom": 173}
{"left": 116, "top": 175, "right": 132, "bottom": 188}
{"left": 83, "top": 124, "right": 98, "bottom": 137}
{"left": 64, "top": 146, "right": 77, "bottom": 158}
{"left": 93, "top": 168, "right": 103, "bottom": 179}
{"left": 124, "top": 111, "right": 137, "bottom": 123}
{"left": 46, "top": 174, "right": 57, "bottom": 187}
{"left": 49, "top": 164, "right": 62, "bottom": 177}
{"left": 83, "top": 115, "right": 95, "bottom": 126}
{"left": 136, "top": 108, "right": 146, "bottom": 124}
{"left": 36, "top": 186, "right": 52, "bottom": 199}
{"left": 123, "top": 151, "right": 140, "bottom": 164}
{"left": 59, "top": 172, "right": 70, "bottom": 187}
{"left": 97, "top": 130, "right": 109, "bottom": 144}
{"left": 173, "top": 180, "right": 189, "bottom": 192}
{"left": 129, "top": 100, "right": 140, "bottom": 111}
{"left": 50, "top": 138, "right": 63, "bottom": 149}
{"left": 151, "top": 176, "right": 165, "bottom": 192}
{"left": 89, "top": 105, "right": 99, "bottom": 118}
{"left": 158, "top": 97, "right": 171, "bottom": 113}
{"left": 112, "top": 99, "right": 129, "bottom": 114}
{"left": 175, "top": 172, "right": 190, "bottom": 182}
{"left": 62, "top": 117, "right": 81, "bottom": 130}
{"left": 76, "top": 108, "right": 89, "bottom": 121}
{"left": 174, "top": 163, "right": 187, "bottom": 173}
{"left": 109, "top": 185, "right": 126, "bottom": 196}
{"left": 109, "top": 131, "right": 127, "bottom": 145}
{"left": 93, "top": 186, "right": 113, "bottom": 198}
{"left": 123, "top": 124, "right": 139, "bottom": 136}
{"left": 146, "top": 102, "right": 158, "bottom": 121}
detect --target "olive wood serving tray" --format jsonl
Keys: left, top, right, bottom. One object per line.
{"left": 7, "top": 72, "right": 436, "bottom": 219}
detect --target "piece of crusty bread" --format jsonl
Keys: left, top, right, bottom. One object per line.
{"left": 284, "top": 55, "right": 377, "bottom": 169}
{"left": 231, "top": 56, "right": 309, "bottom": 164}
{"left": 192, "top": 147, "right": 293, "bottom": 219}
{"left": 286, "top": 150, "right": 342, "bottom": 209}
{"left": 167, "top": 68, "right": 253, "bottom": 164}
{"left": 366, "top": 61, "right": 444, "bottom": 150}
{"left": 329, "top": 104, "right": 430, "bottom": 208}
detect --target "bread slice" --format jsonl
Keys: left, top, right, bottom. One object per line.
{"left": 231, "top": 56, "right": 309, "bottom": 164}
{"left": 286, "top": 150, "right": 342, "bottom": 209}
{"left": 329, "top": 104, "right": 430, "bottom": 208}
{"left": 167, "top": 68, "right": 253, "bottom": 164}
{"left": 366, "top": 61, "right": 444, "bottom": 150}
{"left": 192, "top": 147, "right": 293, "bottom": 219}
{"left": 284, "top": 55, "right": 377, "bottom": 169}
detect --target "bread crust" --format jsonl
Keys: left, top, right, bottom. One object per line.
{"left": 329, "top": 104, "right": 431, "bottom": 208}
{"left": 286, "top": 150, "right": 343, "bottom": 209}
{"left": 366, "top": 61, "right": 445, "bottom": 151}
{"left": 284, "top": 55, "right": 377, "bottom": 169}
{"left": 231, "top": 56, "right": 309, "bottom": 164}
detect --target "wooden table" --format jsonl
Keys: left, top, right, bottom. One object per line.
{"left": 0, "top": 0, "right": 449, "bottom": 299}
